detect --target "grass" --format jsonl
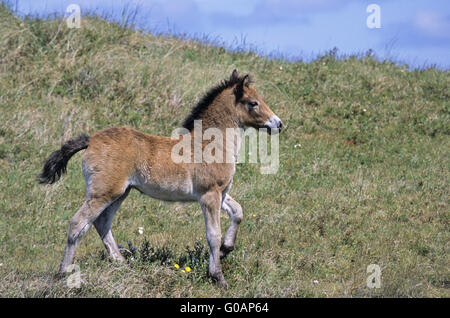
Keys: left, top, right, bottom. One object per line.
{"left": 0, "top": 4, "right": 449, "bottom": 297}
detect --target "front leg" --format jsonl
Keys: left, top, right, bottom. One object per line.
{"left": 220, "top": 194, "right": 243, "bottom": 258}
{"left": 200, "top": 190, "right": 228, "bottom": 288}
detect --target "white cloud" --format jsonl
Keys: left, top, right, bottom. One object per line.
{"left": 414, "top": 11, "right": 450, "bottom": 38}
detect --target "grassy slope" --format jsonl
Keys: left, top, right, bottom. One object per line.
{"left": 0, "top": 6, "right": 448, "bottom": 297}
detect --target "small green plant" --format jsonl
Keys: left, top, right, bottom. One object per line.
{"left": 136, "top": 240, "right": 173, "bottom": 265}
{"left": 119, "top": 239, "right": 209, "bottom": 272}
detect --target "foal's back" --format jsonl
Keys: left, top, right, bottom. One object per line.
{"left": 82, "top": 127, "right": 195, "bottom": 202}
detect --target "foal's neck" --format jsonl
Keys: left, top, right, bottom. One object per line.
{"left": 197, "top": 89, "right": 239, "bottom": 132}
{"left": 190, "top": 89, "right": 242, "bottom": 163}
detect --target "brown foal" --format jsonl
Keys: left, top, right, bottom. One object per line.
{"left": 38, "top": 70, "right": 282, "bottom": 287}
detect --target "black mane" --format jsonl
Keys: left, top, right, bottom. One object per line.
{"left": 181, "top": 74, "right": 245, "bottom": 131}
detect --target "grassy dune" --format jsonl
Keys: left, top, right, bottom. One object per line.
{"left": 0, "top": 5, "right": 448, "bottom": 297}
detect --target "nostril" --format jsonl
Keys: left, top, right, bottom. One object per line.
{"left": 279, "top": 122, "right": 283, "bottom": 129}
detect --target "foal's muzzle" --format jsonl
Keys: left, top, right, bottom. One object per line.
{"left": 264, "top": 115, "right": 283, "bottom": 135}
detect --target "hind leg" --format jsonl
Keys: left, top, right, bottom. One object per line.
{"left": 58, "top": 197, "right": 109, "bottom": 274}
{"left": 93, "top": 188, "right": 130, "bottom": 261}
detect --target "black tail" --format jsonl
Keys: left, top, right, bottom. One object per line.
{"left": 38, "top": 134, "right": 90, "bottom": 184}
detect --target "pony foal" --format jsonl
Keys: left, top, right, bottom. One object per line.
{"left": 38, "top": 70, "right": 282, "bottom": 287}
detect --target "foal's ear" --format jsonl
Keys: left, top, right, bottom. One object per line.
{"left": 233, "top": 74, "right": 249, "bottom": 102}
{"left": 242, "top": 74, "right": 251, "bottom": 87}
{"left": 230, "top": 69, "right": 239, "bottom": 82}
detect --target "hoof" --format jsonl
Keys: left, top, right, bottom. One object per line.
{"left": 220, "top": 245, "right": 234, "bottom": 259}
{"left": 54, "top": 271, "right": 67, "bottom": 280}
{"left": 209, "top": 272, "right": 229, "bottom": 288}
{"left": 215, "top": 278, "right": 229, "bottom": 289}
{"left": 112, "top": 254, "right": 126, "bottom": 262}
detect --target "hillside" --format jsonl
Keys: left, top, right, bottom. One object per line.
{"left": 0, "top": 5, "right": 448, "bottom": 297}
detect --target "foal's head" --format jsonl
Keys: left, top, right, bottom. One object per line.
{"left": 182, "top": 69, "right": 283, "bottom": 133}
{"left": 230, "top": 70, "right": 283, "bottom": 134}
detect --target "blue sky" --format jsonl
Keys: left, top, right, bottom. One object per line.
{"left": 13, "top": 0, "right": 450, "bottom": 69}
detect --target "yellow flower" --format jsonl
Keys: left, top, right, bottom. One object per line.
{"left": 252, "top": 214, "right": 256, "bottom": 217}
{"left": 185, "top": 266, "right": 191, "bottom": 272}
{"left": 174, "top": 264, "right": 180, "bottom": 269}
{"left": 181, "top": 269, "right": 186, "bottom": 273}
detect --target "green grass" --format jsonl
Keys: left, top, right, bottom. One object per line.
{"left": 0, "top": 5, "right": 449, "bottom": 297}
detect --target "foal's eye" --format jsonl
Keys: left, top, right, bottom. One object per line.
{"left": 248, "top": 101, "right": 259, "bottom": 108}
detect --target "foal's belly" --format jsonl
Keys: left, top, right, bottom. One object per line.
{"left": 132, "top": 178, "right": 197, "bottom": 202}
